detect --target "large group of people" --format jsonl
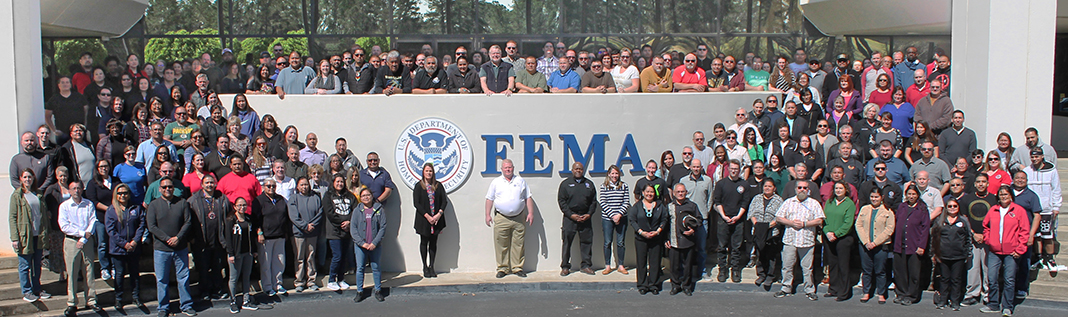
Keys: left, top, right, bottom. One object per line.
{"left": 11, "top": 41, "right": 1059, "bottom": 317}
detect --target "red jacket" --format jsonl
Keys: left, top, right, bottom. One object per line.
{"left": 982, "top": 203, "right": 1031, "bottom": 255}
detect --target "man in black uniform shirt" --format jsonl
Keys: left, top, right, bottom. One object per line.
{"left": 959, "top": 174, "right": 995, "bottom": 306}
{"left": 857, "top": 161, "right": 903, "bottom": 209}
{"left": 558, "top": 162, "right": 598, "bottom": 276}
{"left": 713, "top": 160, "right": 749, "bottom": 282}
{"left": 668, "top": 183, "right": 701, "bottom": 295}
{"left": 668, "top": 146, "right": 694, "bottom": 186}
{"left": 411, "top": 56, "right": 448, "bottom": 94}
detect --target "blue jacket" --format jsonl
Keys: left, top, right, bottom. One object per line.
{"left": 350, "top": 202, "right": 386, "bottom": 247}
{"left": 105, "top": 205, "right": 146, "bottom": 256}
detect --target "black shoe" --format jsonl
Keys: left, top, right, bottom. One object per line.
{"left": 717, "top": 269, "right": 729, "bottom": 282}
{"left": 836, "top": 297, "right": 850, "bottom": 302}
{"left": 354, "top": 291, "right": 367, "bottom": 303}
{"left": 670, "top": 288, "right": 680, "bottom": 295}
{"left": 183, "top": 308, "right": 198, "bottom": 316}
{"left": 638, "top": 289, "right": 648, "bottom": 295}
{"left": 134, "top": 298, "right": 146, "bottom": 309}
{"left": 650, "top": 289, "right": 659, "bottom": 295}
{"left": 683, "top": 289, "right": 693, "bottom": 296}
{"left": 893, "top": 297, "right": 904, "bottom": 304}
{"left": 229, "top": 301, "right": 239, "bottom": 314}
{"left": 496, "top": 271, "right": 507, "bottom": 278}
{"left": 824, "top": 293, "right": 837, "bottom": 298}
{"left": 514, "top": 270, "right": 527, "bottom": 278}
{"left": 374, "top": 290, "right": 385, "bottom": 302}
{"left": 754, "top": 276, "right": 767, "bottom": 286}
{"left": 731, "top": 270, "right": 742, "bottom": 283}
{"left": 806, "top": 293, "right": 819, "bottom": 301}
{"left": 773, "top": 291, "right": 790, "bottom": 298}
{"left": 114, "top": 304, "right": 127, "bottom": 315}
{"left": 961, "top": 297, "right": 978, "bottom": 306}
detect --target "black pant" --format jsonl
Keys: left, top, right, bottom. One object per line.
{"left": 937, "top": 258, "right": 967, "bottom": 307}
{"left": 717, "top": 221, "right": 744, "bottom": 272}
{"left": 920, "top": 253, "right": 934, "bottom": 293}
{"left": 825, "top": 234, "right": 855, "bottom": 300}
{"left": 419, "top": 234, "right": 438, "bottom": 271}
{"left": 754, "top": 239, "right": 781, "bottom": 283}
{"left": 635, "top": 238, "right": 663, "bottom": 292}
{"left": 561, "top": 219, "right": 593, "bottom": 270}
{"left": 193, "top": 247, "right": 227, "bottom": 297}
{"left": 669, "top": 247, "right": 696, "bottom": 292}
{"left": 112, "top": 253, "right": 141, "bottom": 303}
{"left": 894, "top": 252, "right": 922, "bottom": 302}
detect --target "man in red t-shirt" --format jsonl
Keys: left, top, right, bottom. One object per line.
{"left": 672, "top": 53, "right": 707, "bottom": 92}
{"left": 217, "top": 154, "right": 262, "bottom": 206}
{"left": 71, "top": 52, "right": 94, "bottom": 94}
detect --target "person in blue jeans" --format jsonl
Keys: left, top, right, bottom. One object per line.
{"left": 105, "top": 184, "right": 147, "bottom": 311}
{"left": 351, "top": 187, "right": 386, "bottom": 302}
{"left": 598, "top": 165, "right": 630, "bottom": 275}
{"left": 146, "top": 178, "right": 196, "bottom": 316}
{"left": 323, "top": 175, "right": 356, "bottom": 291}
{"left": 10, "top": 168, "right": 52, "bottom": 302}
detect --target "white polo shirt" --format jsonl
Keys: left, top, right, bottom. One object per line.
{"left": 486, "top": 174, "right": 531, "bottom": 217}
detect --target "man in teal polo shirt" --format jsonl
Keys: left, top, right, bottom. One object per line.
{"left": 276, "top": 51, "right": 316, "bottom": 100}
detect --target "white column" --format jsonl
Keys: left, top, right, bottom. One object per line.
{"left": 0, "top": 0, "right": 44, "bottom": 255}
{"left": 951, "top": 0, "right": 1056, "bottom": 151}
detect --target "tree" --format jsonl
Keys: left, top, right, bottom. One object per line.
{"left": 144, "top": 0, "right": 218, "bottom": 34}
{"left": 144, "top": 29, "right": 222, "bottom": 64}
{"left": 54, "top": 39, "right": 109, "bottom": 76}
{"left": 236, "top": 30, "right": 310, "bottom": 63}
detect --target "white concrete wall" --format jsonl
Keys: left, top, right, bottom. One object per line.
{"left": 0, "top": 0, "right": 45, "bottom": 256}
{"left": 198, "top": 92, "right": 775, "bottom": 273}
{"left": 951, "top": 0, "right": 1056, "bottom": 152}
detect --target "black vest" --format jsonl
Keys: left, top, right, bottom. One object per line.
{"left": 480, "top": 62, "right": 513, "bottom": 93}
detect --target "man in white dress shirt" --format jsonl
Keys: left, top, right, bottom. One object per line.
{"left": 58, "top": 180, "right": 101, "bottom": 316}
{"left": 485, "top": 159, "right": 536, "bottom": 278}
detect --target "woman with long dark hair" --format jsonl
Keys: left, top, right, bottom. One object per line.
{"left": 125, "top": 77, "right": 151, "bottom": 110}
{"left": 246, "top": 64, "right": 275, "bottom": 94}
{"left": 656, "top": 150, "right": 674, "bottom": 180}
{"left": 628, "top": 183, "right": 668, "bottom": 295}
{"left": 230, "top": 94, "right": 260, "bottom": 137}
{"left": 904, "top": 120, "right": 938, "bottom": 165}
{"left": 222, "top": 196, "right": 266, "bottom": 312}
{"left": 351, "top": 187, "right": 387, "bottom": 302}
{"left": 124, "top": 103, "right": 151, "bottom": 144}
{"left": 931, "top": 198, "right": 971, "bottom": 310}
{"left": 413, "top": 163, "right": 447, "bottom": 278}
{"left": 893, "top": 184, "right": 931, "bottom": 305}
{"left": 980, "top": 186, "right": 1030, "bottom": 315}
{"left": 822, "top": 181, "right": 856, "bottom": 301}
{"left": 765, "top": 154, "right": 789, "bottom": 196}
{"left": 105, "top": 183, "right": 146, "bottom": 310}
{"left": 856, "top": 188, "right": 895, "bottom": 304}
{"left": 880, "top": 86, "right": 915, "bottom": 139}
{"left": 322, "top": 174, "right": 355, "bottom": 291}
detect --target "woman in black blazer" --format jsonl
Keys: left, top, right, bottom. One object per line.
{"left": 412, "top": 163, "right": 447, "bottom": 278}
{"left": 628, "top": 183, "right": 668, "bottom": 295}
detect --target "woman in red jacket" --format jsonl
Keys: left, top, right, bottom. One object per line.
{"left": 980, "top": 185, "right": 1030, "bottom": 316}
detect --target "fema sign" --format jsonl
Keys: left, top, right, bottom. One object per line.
{"left": 394, "top": 117, "right": 473, "bottom": 193}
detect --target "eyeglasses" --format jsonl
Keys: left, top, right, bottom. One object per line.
{"left": 817, "top": 124, "right": 828, "bottom": 128}
{"left": 99, "top": 93, "right": 111, "bottom": 96}
{"left": 951, "top": 183, "right": 964, "bottom": 187}
{"left": 796, "top": 186, "right": 807, "bottom": 189}
{"left": 368, "top": 159, "right": 380, "bottom": 162}
{"left": 727, "top": 136, "right": 736, "bottom": 140}
{"left": 987, "top": 157, "right": 999, "bottom": 161}
{"left": 591, "top": 65, "right": 603, "bottom": 69}
{"left": 724, "top": 60, "right": 735, "bottom": 64}
{"left": 682, "top": 152, "right": 693, "bottom": 156}
{"left": 874, "top": 167, "right": 886, "bottom": 171}
{"left": 921, "top": 148, "right": 933, "bottom": 152}
{"left": 878, "top": 79, "right": 888, "bottom": 82}
{"left": 736, "top": 114, "right": 746, "bottom": 117}
{"left": 117, "top": 191, "right": 130, "bottom": 196}
{"left": 684, "top": 60, "right": 696, "bottom": 63}
{"left": 694, "top": 138, "right": 704, "bottom": 141}
{"left": 947, "top": 205, "right": 960, "bottom": 208}
{"left": 160, "top": 185, "right": 174, "bottom": 189}
{"left": 621, "top": 55, "right": 631, "bottom": 59}
{"left": 263, "top": 184, "right": 276, "bottom": 188}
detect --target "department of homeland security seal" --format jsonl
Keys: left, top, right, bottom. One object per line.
{"left": 395, "top": 118, "right": 473, "bottom": 193}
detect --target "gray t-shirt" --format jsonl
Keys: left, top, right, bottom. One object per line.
{"left": 73, "top": 142, "right": 95, "bottom": 184}
{"left": 25, "top": 193, "right": 41, "bottom": 236}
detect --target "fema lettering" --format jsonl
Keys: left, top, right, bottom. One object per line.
{"left": 481, "top": 134, "right": 643, "bottom": 176}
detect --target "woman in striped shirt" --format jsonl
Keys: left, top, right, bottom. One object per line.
{"left": 599, "top": 165, "right": 630, "bottom": 275}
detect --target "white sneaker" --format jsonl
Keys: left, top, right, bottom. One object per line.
{"left": 275, "top": 285, "right": 287, "bottom": 295}
{"left": 326, "top": 282, "right": 340, "bottom": 291}
{"left": 39, "top": 291, "right": 51, "bottom": 300}
{"left": 888, "top": 282, "right": 896, "bottom": 290}
{"left": 101, "top": 269, "right": 112, "bottom": 280}
{"left": 338, "top": 281, "right": 350, "bottom": 290}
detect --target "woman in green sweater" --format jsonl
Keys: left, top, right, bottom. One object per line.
{"left": 765, "top": 154, "right": 790, "bottom": 196}
{"left": 9, "top": 168, "right": 51, "bottom": 302}
{"left": 823, "top": 181, "right": 856, "bottom": 301}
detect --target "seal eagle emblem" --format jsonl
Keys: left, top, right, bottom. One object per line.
{"left": 395, "top": 118, "right": 473, "bottom": 193}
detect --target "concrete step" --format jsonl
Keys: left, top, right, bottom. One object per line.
{"left": 0, "top": 268, "right": 61, "bottom": 286}
{"left": 0, "top": 275, "right": 156, "bottom": 316}
{"left": 0, "top": 257, "right": 17, "bottom": 270}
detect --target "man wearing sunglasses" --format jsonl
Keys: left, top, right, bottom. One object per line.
{"left": 344, "top": 48, "right": 374, "bottom": 94}
{"left": 909, "top": 140, "right": 952, "bottom": 191}
{"left": 672, "top": 53, "right": 707, "bottom": 92}
{"left": 147, "top": 177, "right": 196, "bottom": 317}
{"left": 276, "top": 51, "right": 317, "bottom": 100}
{"left": 359, "top": 152, "right": 395, "bottom": 204}
{"left": 502, "top": 40, "right": 525, "bottom": 70}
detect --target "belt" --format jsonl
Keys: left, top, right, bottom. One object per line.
{"left": 66, "top": 235, "right": 81, "bottom": 240}
{"left": 495, "top": 210, "right": 522, "bottom": 218}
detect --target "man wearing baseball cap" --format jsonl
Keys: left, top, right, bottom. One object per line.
{"left": 805, "top": 59, "right": 827, "bottom": 94}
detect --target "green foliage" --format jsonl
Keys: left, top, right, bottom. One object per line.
{"left": 354, "top": 37, "right": 390, "bottom": 52}
{"left": 144, "top": 29, "right": 222, "bottom": 64}
{"left": 235, "top": 30, "right": 310, "bottom": 64}
{"left": 54, "top": 39, "right": 108, "bottom": 76}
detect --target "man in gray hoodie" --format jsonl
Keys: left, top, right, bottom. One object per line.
{"left": 288, "top": 177, "right": 322, "bottom": 292}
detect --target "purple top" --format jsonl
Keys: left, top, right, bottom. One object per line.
{"left": 893, "top": 201, "right": 931, "bottom": 254}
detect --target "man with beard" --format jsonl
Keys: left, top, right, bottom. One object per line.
{"left": 893, "top": 47, "right": 924, "bottom": 91}
{"left": 773, "top": 180, "right": 825, "bottom": 300}
{"left": 187, "top": 174, "right": 230, "bottom": 301}
{"left": 672, "top": 53, "right": 707, "bottom": 92}
{"left": 479, "top": 45, "right": 515, "bottom": 96}
{"left": 373, "top": 51, "right": 411, "bottom": 96}
{"left": 276, "top": 51, "right": 317, "bottom": 100}
{"left": 705, "top": 58, "right": 729, "bottom": 92}
{"left": 639, "top": 56, "right": 673, "bottom": 93}
{"left": 10, "top": 132, "right": 55, "bottom": 191}
{"left": 411, "top": 56, "right": 448, "bottom": 94}
{"left": 928, "top": 53, "right": 951, "bottom": 94}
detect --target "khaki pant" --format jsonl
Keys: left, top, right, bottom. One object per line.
{"left": 493, "top": 210, "right": 526, "bottom": 273}
{"left": 64, "top": 237, "right": 97, "bottom": 307}
{"left": 293, "top": 237, "right": 317, "bottom": 287}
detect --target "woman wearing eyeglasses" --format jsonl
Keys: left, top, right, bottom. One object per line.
{"left": 610, "top": 47, "right": 640, "bottom": 93}
{"left": 253, "top": 178, "right": 291, "bottom": 296}
{"left": 351, "top": 187, "right": 387, "bottom": 302}
{"left": 982, "top": 150, "right": 1011, "bottom": 195}
{"left": 113, "top": 146, "right": 147, "bottom": 206}
{"left": 105, "top": 183, "right": 146, "bottom": 310}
